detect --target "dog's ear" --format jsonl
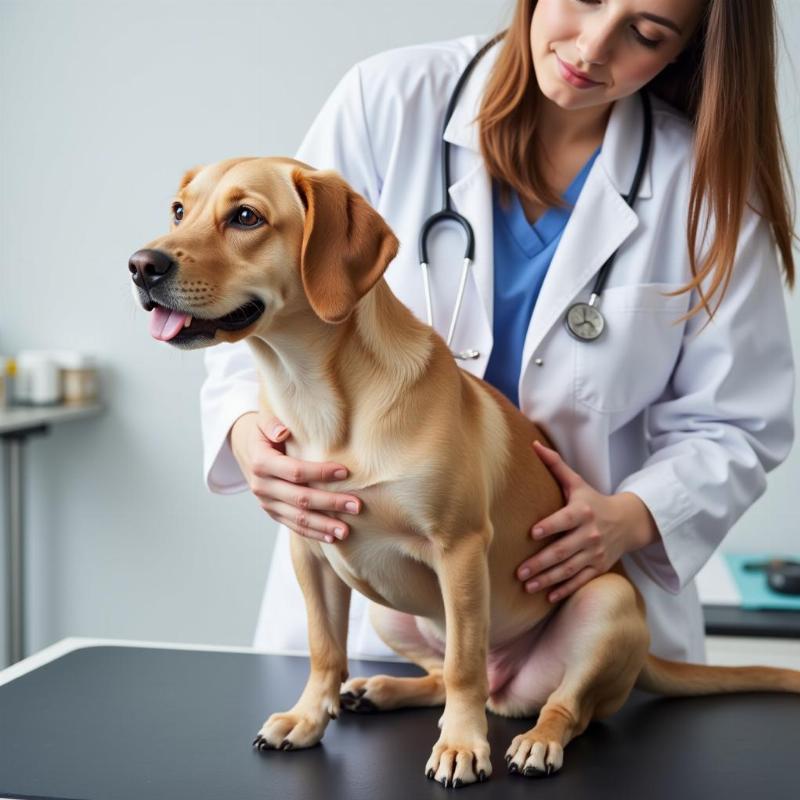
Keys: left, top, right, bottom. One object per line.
{"left": 179, "top": 165, "right": 205, "bottom": 191}
{"left": 291, "top": 167, "right": 399, "bottom": 324}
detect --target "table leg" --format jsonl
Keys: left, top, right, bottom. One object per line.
{"left": 3, "top": 437, "right": 25, "bottom": 666}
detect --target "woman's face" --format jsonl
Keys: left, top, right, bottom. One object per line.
{"left": 530, "top": 0, "right": 704, "bottom": 110}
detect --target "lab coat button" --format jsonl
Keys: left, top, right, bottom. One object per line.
{"left": 534, "top": 358, "right": 544, "bottom": 366}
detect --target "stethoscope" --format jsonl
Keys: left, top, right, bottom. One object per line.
{"left": 418, "top": 33, "right": 653, "bottom": 358}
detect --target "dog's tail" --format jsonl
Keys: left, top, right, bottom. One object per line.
{"left": 635, "top": 653, "right": 800, "bottom": 696}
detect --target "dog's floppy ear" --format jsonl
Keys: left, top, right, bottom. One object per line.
{"left": 179, "top": 165, "right": 205, "bottom": 190}
{"left": 291, "top": 167, "right": 399, "bottom": 324}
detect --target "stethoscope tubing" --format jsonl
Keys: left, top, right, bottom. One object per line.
{"left": 418, "top": 31, "right": 652, "bottom": 355}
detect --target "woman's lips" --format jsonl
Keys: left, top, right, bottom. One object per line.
{"left": 556, "top": 54, "right": 602, "bottom": 89}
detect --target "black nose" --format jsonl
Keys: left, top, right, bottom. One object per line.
{"left": 128, "top": 249, "right": 176, "bottom": 290}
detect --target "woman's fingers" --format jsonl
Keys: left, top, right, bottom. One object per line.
{"left": 542, "top": 566, "right": 599, "bottom": 603}
{"left": 530, "top": 502, "right": 594, "bottom": 540}
{"left": 248, "top": 424, "right": 361, "bottom": 541}
{"left": 253, "top": 449, "right": 359, "bottom": 494}
{"left": 521, "top": 548, "right": 586, "bottom": 594}
{"left": 263, "top": 500, "right": 350, "bottom": 543}
{"left": 532, "top": 440, "right": 582, "bottom": 493}
{"left": 256, "top": 474, "right": 360, "bottom": 518}
{"left": 517, "top": 528, "right": 581, "bottom": 581}
{"left": 262, "top": 415, "right": 291, "bottom": 444}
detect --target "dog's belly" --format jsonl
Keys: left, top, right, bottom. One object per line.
{"left": 321, "top": 527, "right": 445, "bottom": 621}
{"left": 413, "top": 613, "right": 563, "bottom": 704}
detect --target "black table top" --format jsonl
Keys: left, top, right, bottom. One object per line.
{"left": 1, "top": 645, "right": 798, "bottom": 800}
{"left": 703, "top": 603, "right": 800, "bottom": 638}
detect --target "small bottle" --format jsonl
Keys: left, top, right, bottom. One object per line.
{"left": 58, "top": 352, "right": 99, "bottom": 405}
{"left": 6, "top": 357, "right": 17, "bottom": 406}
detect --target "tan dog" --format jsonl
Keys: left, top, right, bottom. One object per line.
{"left": 130, "top": 157, "right": 800, "bottom": 788}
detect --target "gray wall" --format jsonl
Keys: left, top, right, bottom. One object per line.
{"left": 0, "top": 0, "right": 798, "bottom": 667}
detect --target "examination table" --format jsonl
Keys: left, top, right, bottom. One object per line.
{"left": 0, "top": 640, "right": 797, "bottom": 800}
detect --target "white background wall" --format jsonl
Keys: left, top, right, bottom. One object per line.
{"left": 0, "top": 0, "right": 798, "bottom": 668}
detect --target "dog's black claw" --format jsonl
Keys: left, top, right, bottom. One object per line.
{"left": 427, "top": 768, "right": 435, "bottom": 780}
{"left": 508, "top": 762, "right": 519, "bottom": 774}
{"left": 504, "top": 753, "right": 512, "bottom": 763}
{"left": 252, "top": 736, "right": 261, "bottom": 747}
{"left": 478, "top": 770, "right": 487, "bottom": 782}
{"left": 440, "top": 776, "right": 448, "bottom": 788}
{"left": 524, "top": 766, "right": 536, "bottom": 777}
{"left": 279, "top": 739, "right": 293, "bottom": 751}
{"left": 546, "top": 763, "right": 554, "bottom": 776}
{"left": 340, "top": 692, "right": 378, "bottom": 714}
{"left": 453, "top": 778, "right": 463, "bottom": 788}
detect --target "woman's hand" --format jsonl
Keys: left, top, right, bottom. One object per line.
{"left": 229, "top": 410, "right": 361, "bottom": 543}
{"left": 517, "top": 440, "right": 656, "bottom": 603}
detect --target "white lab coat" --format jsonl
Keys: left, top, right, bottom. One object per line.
{"left": 200, "top": 35, "right": 795, "bottom": 664}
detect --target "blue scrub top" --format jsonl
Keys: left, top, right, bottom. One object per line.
{"left": 483, "top": 146, "right": 601, "bottom": 408}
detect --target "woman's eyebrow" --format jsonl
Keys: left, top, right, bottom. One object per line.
{"left": 639, "top": 12, "right": 683, "bottom": 35}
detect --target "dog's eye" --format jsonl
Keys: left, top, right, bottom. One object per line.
{"left": 172, "top": 203, "right": 184, "bottom": 224}
{"left": 230, "top": 206, "right": 264, "bottom": 229}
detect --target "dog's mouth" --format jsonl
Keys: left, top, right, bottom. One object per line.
{"left": 146, "top": 298, "right": 266, "bottom": 344}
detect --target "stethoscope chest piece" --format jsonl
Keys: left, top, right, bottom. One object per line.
{"left": 565, "top": 295, "right": 606, "bottom": 342}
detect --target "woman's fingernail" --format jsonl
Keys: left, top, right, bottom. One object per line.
{"left": 345, "top": 501, "right": 358, "bottom": 513}
{"left": 272, "top": 424, "right": 287, "bottom": 438}
{"left": 518, "top": 567, "right": 531, "bottom": 580}
{"left": 334, "top": 469, "right": 348, "bottom": 479}
{"left": 532, "top": 527, "right": 544, "bottom": 538}
{"left": 335, "top": 527, "right": 346, "bottom": 539}
{"left": 526, "top": 580, "right": 540, "bottom": 592}
{"left": 324, "top": 535, "right": 334, "bottom": 543}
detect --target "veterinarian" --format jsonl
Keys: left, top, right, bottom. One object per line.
{"left": 200, "top": 0, "right": 796, "bottom": 664}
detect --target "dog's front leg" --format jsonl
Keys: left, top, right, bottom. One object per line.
{"left": 425, "top": 531, "right": 492, "bottom": 788}
{"left": 253, "top": 534, "right": 351, "bottom": 750}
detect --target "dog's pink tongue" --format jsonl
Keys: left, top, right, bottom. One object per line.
{"left": 149, "top": 306, "right": 190, "bottom": 341}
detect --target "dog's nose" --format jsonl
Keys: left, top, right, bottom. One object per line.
{"left": 128, "top": 249, "right": 176, "bottom": 290}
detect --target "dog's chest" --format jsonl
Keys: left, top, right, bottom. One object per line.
{"left": 317, "top": 483, "right": 445, "bottom": 619}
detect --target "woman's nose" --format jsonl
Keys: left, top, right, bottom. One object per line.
{"left": 575, "top": 19, "right": 614, "bottom": 67}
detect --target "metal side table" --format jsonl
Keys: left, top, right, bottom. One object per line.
{"left": 0, "top": 402, "right": 103, "bottom": 665}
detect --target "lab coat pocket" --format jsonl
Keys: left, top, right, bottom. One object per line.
{"left": 574, "top": 283, "right": 690, "bottom": 414}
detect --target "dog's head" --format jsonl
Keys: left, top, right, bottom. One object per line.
{"left": 129, "top": 157, "right": 399, "bottom": 349}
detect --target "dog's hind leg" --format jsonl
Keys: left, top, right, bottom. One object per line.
{"left": 503, "top": 571, "right": 649, "bottom": 778}
{"left": 340, "top": 603, "right": 446, "bottom": 712}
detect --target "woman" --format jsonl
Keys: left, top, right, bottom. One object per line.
{"left": 201, "top": 0, "right": 796, "bottom": 664}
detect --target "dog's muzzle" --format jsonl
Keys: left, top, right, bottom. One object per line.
{"left": 128, "top": 248, "right": 266, "bottom": 344}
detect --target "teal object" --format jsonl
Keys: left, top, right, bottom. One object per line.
{"left": 725, "top": 553, "right": 800, "bottom": 610}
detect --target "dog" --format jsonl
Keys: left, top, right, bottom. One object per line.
{"left": 130, "top": 157, "right": 800, "bottom": 788}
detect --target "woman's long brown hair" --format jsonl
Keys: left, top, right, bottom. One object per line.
{"left": 476, "top": 0, "right": 797, "bottom": 323}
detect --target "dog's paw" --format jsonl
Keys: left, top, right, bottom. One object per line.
{"left": 424, "top": 735, "right": 492, "bottom": 788}
{"left": 252, "top": 710, "right": 328, "bottom": 751}
{"left": 339, "top": 676, "right": 390, "bottom": 712}
{"left": 505, "top": 732, "right": 563, "bottom": 777}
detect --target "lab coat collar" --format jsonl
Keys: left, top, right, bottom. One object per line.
{"left": 442, "top": 40, "right": 653, "bottom": 199}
